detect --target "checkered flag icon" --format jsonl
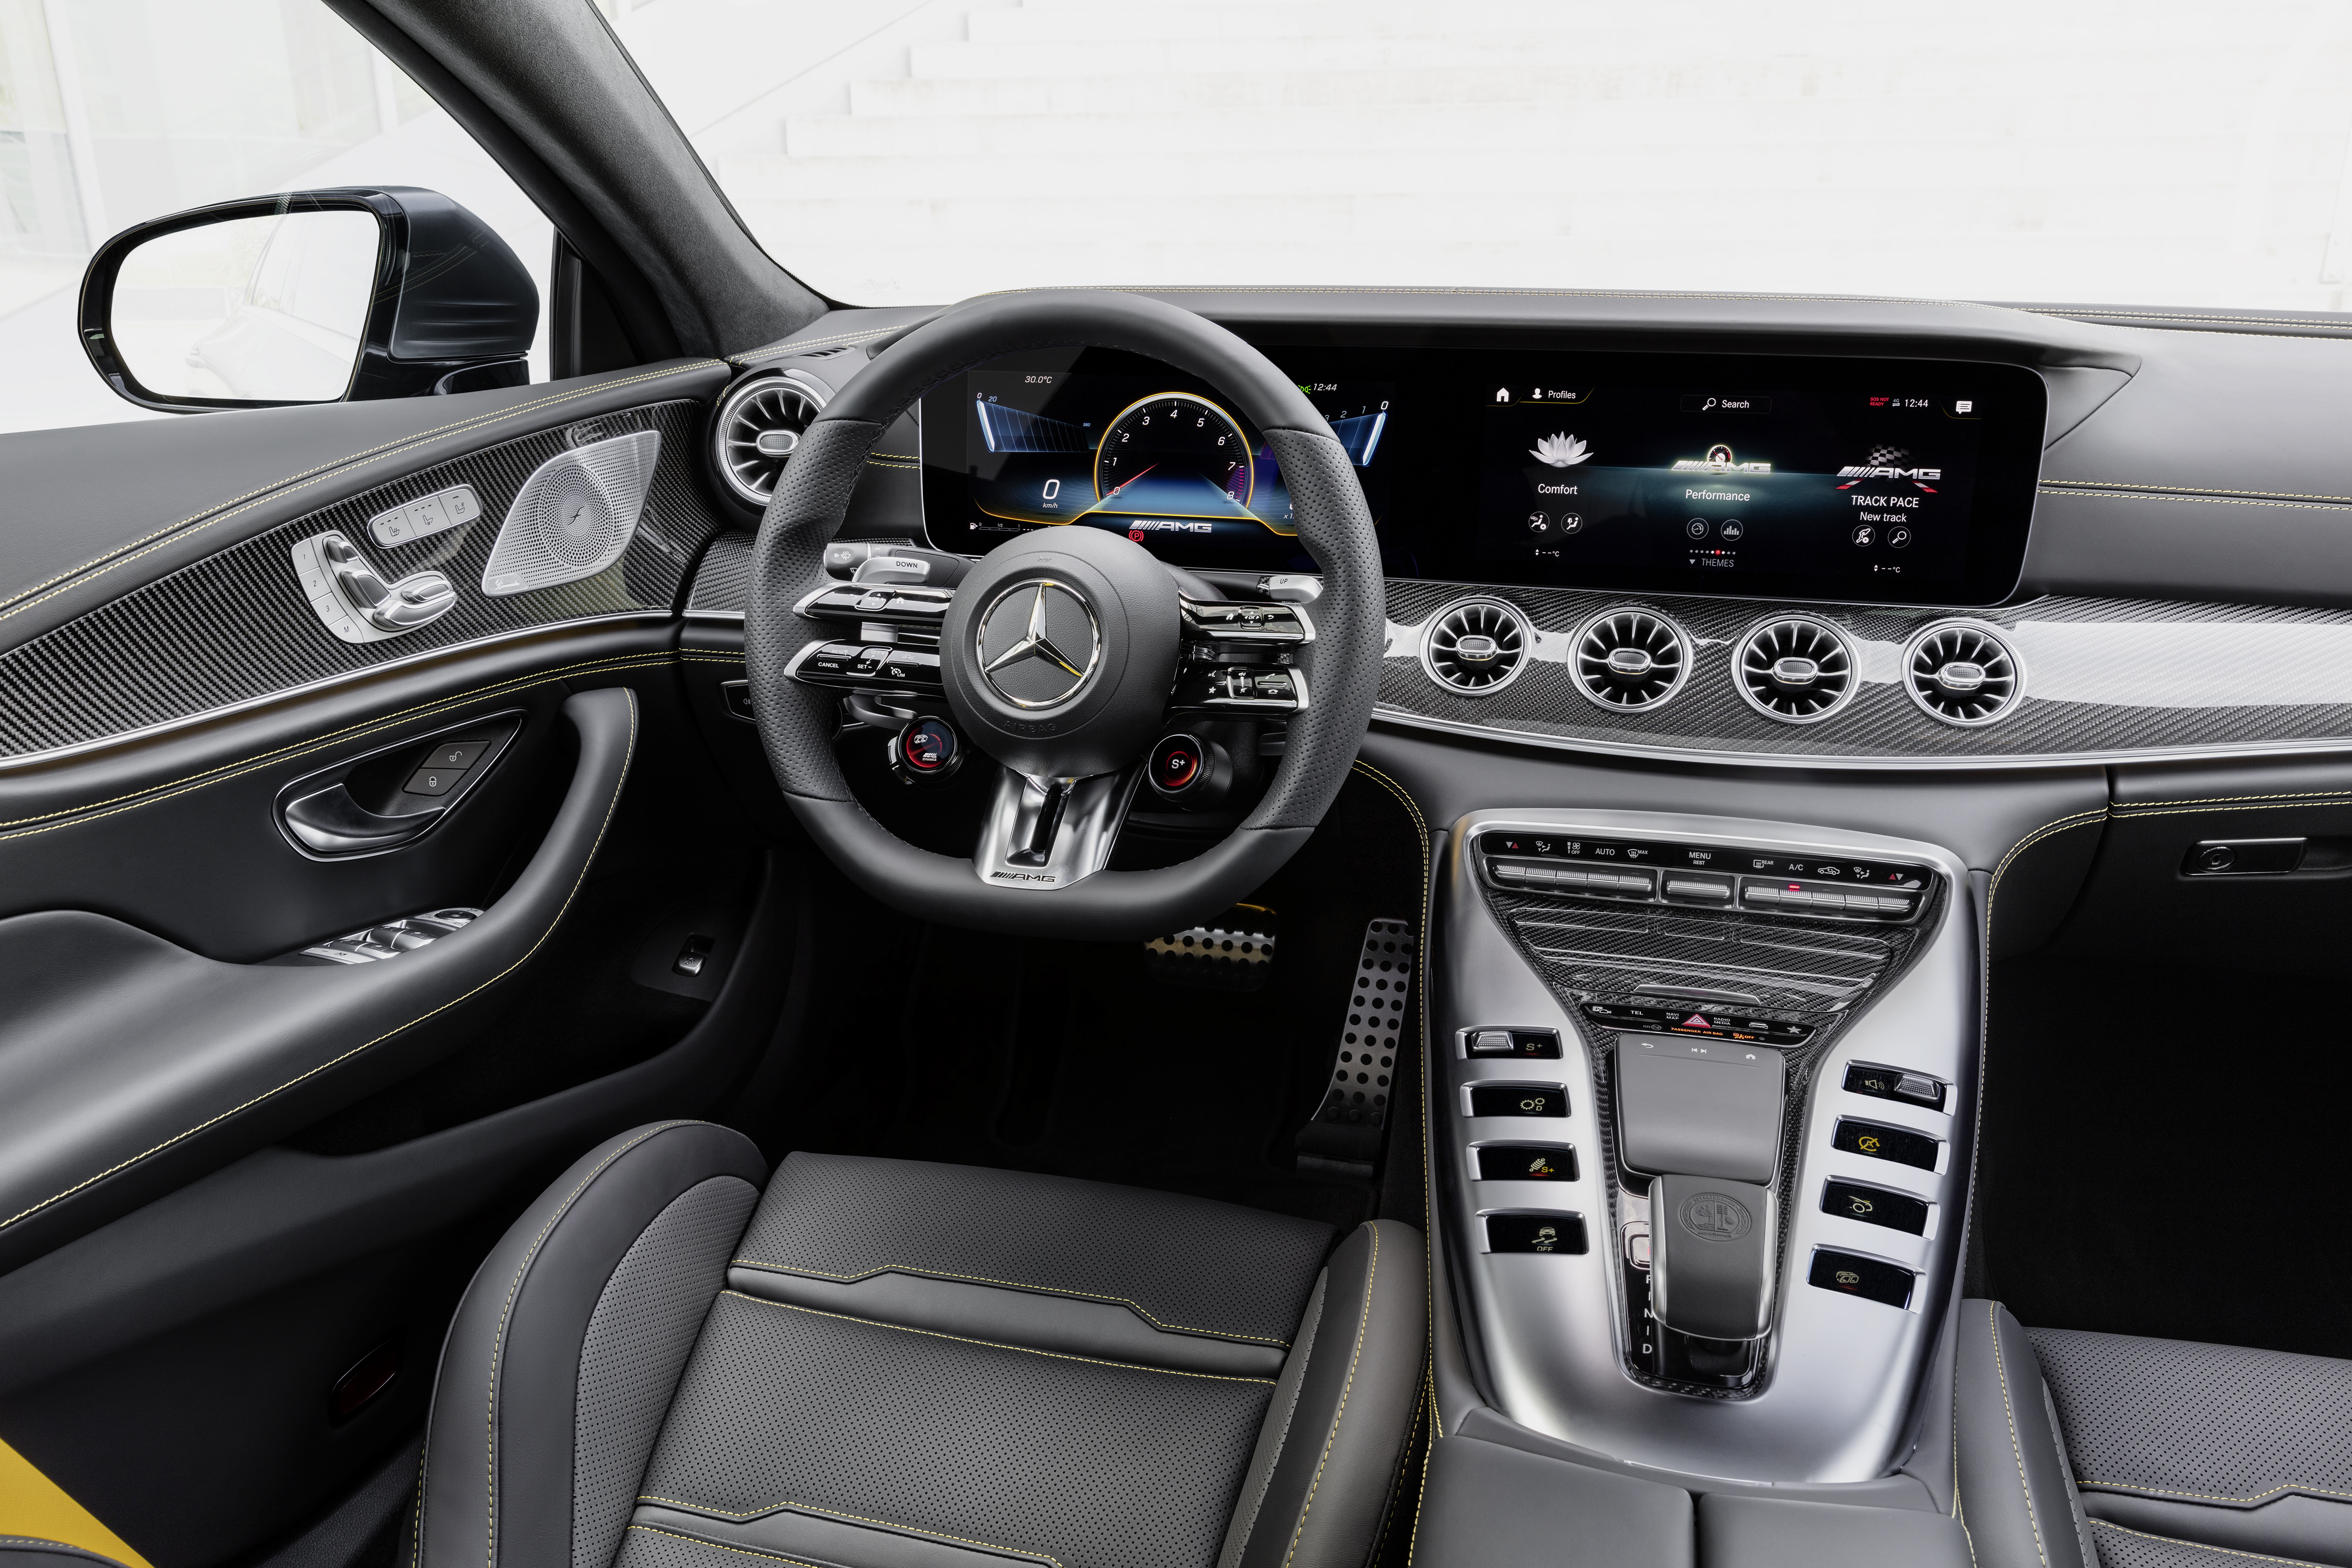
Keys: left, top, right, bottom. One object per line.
{"left": 1866, "top": 444, "right": 1910, "bottom": 466}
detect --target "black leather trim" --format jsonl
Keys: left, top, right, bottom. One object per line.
{"left": 1698, "top": 1495, "right": 1975, "bottom": 1568}
{"left": 416, "top": 1120, "right": 766, "bottom": 1568}
{"left": 1957, "top": 1300, "right": 2099, "bottom": 1568}
{"left": 0, "top": 360, "right": 727, "bottom": 657}
{"left": 722, "top": 1269, "right": 1286, "bottom": 1378}
{"left": 1233, "top": 1220, "right": 1428, "bottom": 1568}
{"left": 0, "top": 687, "right": 640, "bottom": 1274}
{"left": 2086, "top": 1495, "right": 2352, "bottom": 1568}
{"left": 1410, "top": 1433, "right": 1696, "bottom": 1568}
{"left": 627, "top": 1502, "right": 1054, "bottom": 1568}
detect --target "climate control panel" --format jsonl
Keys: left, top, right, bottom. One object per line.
{"left": 1477, "top": 830, "right": 1929, "bottom": 922}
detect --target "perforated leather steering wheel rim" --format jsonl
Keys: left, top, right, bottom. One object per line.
{"left": 741, "top": 290, "right": 1383, "bottom": 940}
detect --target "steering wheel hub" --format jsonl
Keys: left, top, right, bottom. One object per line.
{"left": 939, "top": 527, "right": 1181, "bottom": 781}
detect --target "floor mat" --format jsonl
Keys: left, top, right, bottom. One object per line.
{"left": 771, "top": 770, "right": 1428, "bottom": 1234}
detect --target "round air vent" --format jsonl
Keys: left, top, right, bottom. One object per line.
{"left": 1571, "top": 607, "right": 1690, "bottom": 712}
{"left": 712, "top": 372, "right": 828, "bottom": 509}
{"left": 1420, "top": 596, "right": 1530, "bottom": 696}
{"left": 1736, "top": 615, "right": 1858, "bottom": 724}
{"left": 1903, "top": 620, "right": 2023, "bottom": 726}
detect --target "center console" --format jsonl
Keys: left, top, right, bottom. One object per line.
{"left": 1431, "top": 807, "right": 1976, "bottom": 1484}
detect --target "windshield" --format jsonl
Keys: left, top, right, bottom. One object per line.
{"left": 619, "top": 0, "right": 2352, "bottom": 312}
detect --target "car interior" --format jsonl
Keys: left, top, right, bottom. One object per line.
{"left": 1, "top": 4, "right": 2349, "bottom": 1568}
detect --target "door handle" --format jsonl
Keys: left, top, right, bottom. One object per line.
{"left": 282, "top": 784, "right": 440, "bottom": 855}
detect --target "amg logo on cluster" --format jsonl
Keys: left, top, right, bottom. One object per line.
{"left": 1836, "top": 465, "right": 1943, "bottom": 480}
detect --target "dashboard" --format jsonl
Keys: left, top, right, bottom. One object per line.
{"left": 919, "top": 346, "right": 2046, "bottom": 607}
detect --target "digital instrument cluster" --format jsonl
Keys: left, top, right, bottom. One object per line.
{"left": 920, "top": 345, "right": 2044, "bottom": 605}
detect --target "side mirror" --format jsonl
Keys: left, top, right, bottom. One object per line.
{"left": 78, "top": 186, "right": 539, "bottom": 413}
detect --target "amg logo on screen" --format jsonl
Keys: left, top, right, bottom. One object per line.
{"left": 1836, "top": 465, "right": 1943, "bottom": 480}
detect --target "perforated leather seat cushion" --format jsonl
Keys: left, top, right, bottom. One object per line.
{"left": 731, "top": 1152, "right": 1335, "bottom": 1350}
{"left": 2028, "top": 1326, "right": 2352, "bottom": 1506}
{"left": 627, "top": 1292, "right": 1275, "bottom": 1568}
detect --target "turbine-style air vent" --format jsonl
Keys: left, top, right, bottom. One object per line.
{"left": 1572, "top": 607, "right": 1690, "bottom": 712}
{"left": 1904, "top": 621, "right": 2023, "bottom": 726}
{"left": 1737, "top": 615, "right": 1857, "bottom": 724}
{"left": 712, "top": 373, "right": 827, "bottom": 509}
{"left": 1421, "top": 597, "right": 1530, "bottom": 696}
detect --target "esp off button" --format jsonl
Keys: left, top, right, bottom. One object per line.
{"left": 887, "top": 716, "right": 962, "bottom": 786}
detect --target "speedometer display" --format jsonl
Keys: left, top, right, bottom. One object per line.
{"left": 933, "top": 356, "right": 1395, "bottom": 571}
{"left": 1095, "top": 393, "right": 1254, "bottom": 511}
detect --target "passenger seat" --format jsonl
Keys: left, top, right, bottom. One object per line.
{"left": 1957, "top": 1300, "right": 2352, "bottom": 1568}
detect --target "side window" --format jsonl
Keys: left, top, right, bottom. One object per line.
{"left": 0, "top": 0, "right": 552, "bottom": 436}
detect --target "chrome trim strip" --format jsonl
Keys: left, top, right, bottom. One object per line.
{"left": 1372, "top": 702, "right": 2352, "bottom": 771}
{"left": 0, "top": 611, "right": 674, "bottom": 772}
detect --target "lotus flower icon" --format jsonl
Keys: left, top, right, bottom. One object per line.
{"left": 1531, "top": 432, "right": 1591, "bottom": 468}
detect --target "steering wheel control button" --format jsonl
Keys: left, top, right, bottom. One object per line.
{"left": 1832, "top": 1118, "right": 1941, "bottom": 1172}
{"left": 1179, "top": 597, "right": 1312, "bottom": 643}
{"left": 1485, "top": 1213, "right": 1589, "bottom": 1255}
{"left": 1843, "top": 1062, "right": 1947, "bottom": 1111}
{"left": 1821, "top": 1179, "right": 1931, "bottom": 1236}
{"left": 1464, "top": 1028, "right": 1562, "bottom": 1059}
{"left": 1808, "top": 1247, "right": 1916, "bottom": 1310}
{"left": 1477, "top": 1145, "right": 1579, "bottom": 1182}
{"left": 796, "top": 581, "right": 955, "bottom": 626}
{"left": 888, "top": 717, "right": 963, "bottom": 786}
{"left": 1469, "top": 1084, "right": 1568, "bottom": 1119}
{"left": 1146, "top": 732, "right": 1233, "bottom": 806}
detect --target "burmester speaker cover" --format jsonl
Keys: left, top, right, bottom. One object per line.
{"left": 480, "top": 430, "right": 660, "bottom": 596}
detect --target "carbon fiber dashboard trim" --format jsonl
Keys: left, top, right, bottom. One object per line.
{"left": 1378, "top": 581, "right": 2352, "bottom": 769}
{"left": 0, "top": 402, "right": 721, "bottom": 758}
{"left": 685, "top": 530, "right": 752, "bottom": 620}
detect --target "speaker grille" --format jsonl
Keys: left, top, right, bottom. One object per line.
{"left": 481, "top": 430, "right": 659, "bottom": 596}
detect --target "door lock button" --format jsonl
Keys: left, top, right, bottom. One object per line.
{"left": 404, "top": 766, "right": 464, "bottom": 796}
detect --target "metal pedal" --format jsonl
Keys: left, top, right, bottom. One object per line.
{"left": 1143, "top": 907, "right": 1277, "bottom": 991}
{"left": 1296, "top": 917, "right": 1415, "bottom": 1172}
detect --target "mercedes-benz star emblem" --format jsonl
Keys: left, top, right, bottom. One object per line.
{"left": 975, "top": 579, "right": 1101, "bottom": 709}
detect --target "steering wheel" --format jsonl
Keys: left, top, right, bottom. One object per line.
{"left": 742, "top": 291, "right": 1383, "bottom": 940}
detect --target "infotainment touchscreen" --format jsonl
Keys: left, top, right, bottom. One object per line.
{"left": 920, "top": 345, "right": 2044, "bottom": 605}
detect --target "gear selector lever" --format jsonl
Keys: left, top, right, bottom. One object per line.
{"left": 1616, "top": 1036, "right": 1785, "bottom": 1342}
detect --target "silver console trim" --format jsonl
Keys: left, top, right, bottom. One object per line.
{"left": 1434, "top": 807, "right": 1977, "bottom": 1483}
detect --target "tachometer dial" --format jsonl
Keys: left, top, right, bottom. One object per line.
{"left": 1093, "top": 393, "right": 1254, "bottom": 509}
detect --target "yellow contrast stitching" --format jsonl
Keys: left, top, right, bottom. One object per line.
{"left": 725, "top": 1260, "right": 1290, "bottom": 1347}
{"left": 0, "top": 650, "right": 673, "bottom": 839}
{"left": 2111, "top": 802, "right": 2352, "bottom": 821}
{"left": 0, "top": 690, "right": 641, "bottom": 1236}
{"left": 1347, "top": 759, "right": 1440, "bottom": 1442}
{"left": 728, "top": 326, "right": 896, "bottom": 365}
{"left": 634, "top": 1496, "right": 1058, "bottom": 1565}
{"left": 623, "top": 1526, "right": 823, "bottom": 1567}
{"left": 2036, "top": 489, "right": 2352, "bottom": 513}
{"left": 2114, "top": 789, "right": 2352, "bottom": 808}
{"left": 2089, "top": 1521, "right": 2343, "bottom": 1563}
{"left": 1987, "top": 1302, "right": 2053, "bottom": 1568}
{"left": 713, "top": 1289, "right": 1274, "bottom": 1383}
{"left": 0, "top": 365, "right": 722, "bottom": 626}
{"left": 1282, "top": 1223, "right": 1380, "bottom": 1568}
{"left": 2080, "top": 1480, "right": 2352, "bottom": 1504}
{"left": 2042, "top": 479, "right": 2352, "bottom": 504}
{"left": 485, "top": 1118, "right": 689, "bottom": 1568}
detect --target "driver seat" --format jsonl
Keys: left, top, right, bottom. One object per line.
{"left": 408, "top": 1121, "right": 1427, "bottom": 1568}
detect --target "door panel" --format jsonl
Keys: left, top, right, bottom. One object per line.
{"left": 0, "top": 360, "right": 801, "bottom": 1564}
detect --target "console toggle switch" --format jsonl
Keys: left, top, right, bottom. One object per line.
{"left": 1833, "top": 1117, "right": 1940, "bottom": 1171}
{"left": 1843, "top": 1062, "right": 1947, "bottom": 1111}
{"left": 1469, "top": 1084, "right": 1567, "bottom": 1118}
{"left": 1808, "top": 1247, "right": 1915, "bottom": 1309}
{"left": 1465, "top": 1027, "right": 1563, "bottom": 1059}
{"left": 1663, "top": 873, "right": 1733, "bottom": 905}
